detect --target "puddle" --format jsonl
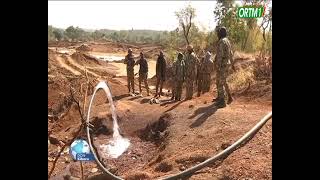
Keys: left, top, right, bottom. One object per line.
{"left": 89, "top": 53, "right": 124, "bottom": 62}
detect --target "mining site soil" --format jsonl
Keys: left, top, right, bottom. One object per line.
{"left": 48, "top": 41, "right": 272, "bottom": 180}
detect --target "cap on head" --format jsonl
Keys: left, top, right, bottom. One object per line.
{"left": 218, "top": 26, "right": 227, "bottom": 39}
{"left": 187, "top": 45, "right": 193, "bottom": 51}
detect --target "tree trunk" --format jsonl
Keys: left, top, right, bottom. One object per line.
{"left": 185, "top": 34, "right": 190, "bottom": 45}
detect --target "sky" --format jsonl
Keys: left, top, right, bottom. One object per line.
{"left": 48, "top": 1, "right": 218, "bottom": 31}
{"left": 48, "top": 1, "right": 272, "bottom": 31}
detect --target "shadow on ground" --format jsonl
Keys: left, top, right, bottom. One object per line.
{"left": 189, "top": 104, "right": 218, "bottom": 128}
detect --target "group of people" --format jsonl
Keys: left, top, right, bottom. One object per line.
{"left": 123, "top": 26, "right": 234, "bottom": 108}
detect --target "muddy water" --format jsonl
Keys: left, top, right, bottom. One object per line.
{"left": 109, "top": 61, "right": 157, "bottom": 78}
{"left": 89, "top": 52, "right": 124, "bottom": 61}
{"left": 88, "top": 52, "right": 157, "bottom": 78}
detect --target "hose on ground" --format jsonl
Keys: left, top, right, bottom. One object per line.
{"left": 86, "top": 89, "right": 272, "bottom": 180}
{"left": 160, "top": 111, "right": 272, "bottom": 180}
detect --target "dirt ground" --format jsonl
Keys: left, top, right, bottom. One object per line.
{"left": 48, "top": 41, "right": 272, "bottom": 180}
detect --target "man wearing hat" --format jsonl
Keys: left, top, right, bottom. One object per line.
{"left": 173, "top": 52, "right": 185, "bottom": 101}
{"left": 124, "top": 48, "right": 135, "bottom": 94}
{"left": 202, "top": 51, "right": 214, "bottom": 93}
{"left": 214, "top": 26, "right": 234, "bottom": 108}
{"left": 184, "top": 45, "right": 198, "bottom": 100}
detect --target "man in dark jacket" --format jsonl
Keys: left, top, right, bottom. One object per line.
{"left": 135, "top": 52, "right": 150, "bottom": 96}
{"left": 155, "top": 51, "right": 166, "bottom": 98}
{"left": 214, "top": 27, "right": 233, "bottom": 108}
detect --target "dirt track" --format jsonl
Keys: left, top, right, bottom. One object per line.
{"left": 48, "top": 42, "right": 272, "bottom": 180}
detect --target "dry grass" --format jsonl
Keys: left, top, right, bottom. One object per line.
{"left": 253, "top": 54, "right": 272, "bottom": 82}
{"left": 228, "top": 66, "right": 254, "bottom": 91}
{"left": 228, "top": 52, "right": 272, "bottom": 92}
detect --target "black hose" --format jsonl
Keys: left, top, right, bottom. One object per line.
{"left": 160, "top": 111, "right": 272, "bottom": 180}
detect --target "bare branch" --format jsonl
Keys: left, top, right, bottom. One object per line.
{"left": 186, "top": 11, "right": 193, "bottom": 43}
{"left": 70, "top": 87, "right": 86, "bottom": 123}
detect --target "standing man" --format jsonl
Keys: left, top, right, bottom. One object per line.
{"left": 173, "top": 52, "right": 185, "bottom": 101}
{"left": 202, "top": 51, "right": 214, "bottom": 93}
{"left": 184, "top": 45, "right": 198, "bottom": 100}
{"left": 124, "top": 48, "right": 135, "bottom": 95}
{"left": 135, "top": 52, "right": 150, "bottom": 96}
{"left": 155, "top": 51, "right": 166, "bottom": 98}
{"left": 214, "top": 27, "right": 234, "bottom": 108}
{"left": 197, "top": 55, "right": 204, "bottom": 97}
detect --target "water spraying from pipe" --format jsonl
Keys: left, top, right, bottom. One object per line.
{"left": 87, "top": 81, "right": 130, "bottom": 158}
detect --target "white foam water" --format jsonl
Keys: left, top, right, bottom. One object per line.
{"left": 87, "top": 81, "right": 130, "bottom": 158}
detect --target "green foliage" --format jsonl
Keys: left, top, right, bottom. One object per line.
{"left": 65, "top": 26, "right": 86, "bottom": 41}
{"left": 175, "top": 4, "right": 196, "bottom": 45}
{"left": 189, "top": 24, "right": 208, "bottom": 53}
{"left": 53, "top": 28, "right": 64, "bottom": 41}
{"left": 213, "top": 1, "right": 272, "bottom": 54}
{"left": 214, "top": 1, "right": 246, "bottom": 51}
{"left": 48, "top": 25, "right": 55, "bottom": 41}
{"left": 91, "top": 30, "right": 104, "bottom": 41}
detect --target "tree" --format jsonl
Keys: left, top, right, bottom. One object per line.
{"left": 53, "top": 29, "right": 64, "bottom": 41}
{"left": 48, "top": 25, "right": 55, "bottom": 41}
{"left": 91, "top": 30, "right": 105, "bottom": 41}
{"left": 119, "top": 30, "right": 128, "bottom": 42}
{"left": 214, "top": 0, "right": 233, "bottom": 25}
{"left": 188, "top": 23, "right": 206, "bottom": 53}
{"left": 259, "top": 6, "right": 272, "bottom": 41}
{"left": 65, "top": 26, "right": 85, "bottom": 41}
{"left": 175, "top": 4, "right": 196, "bottom": 45}
{"left": 65, "top": 26, "right": 77, "bottom": 41}
{"left": 214, "top": 1, "right": 248, "bottom": 51}
{"left": 206, "top": 31, "right": 218, "bottom": 53}
{"left": 110, "top": 32, "right": 119, "bottom": 41}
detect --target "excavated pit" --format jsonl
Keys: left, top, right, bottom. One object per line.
{"left": 87, "top": 113, "right": 172, "bottom": 178}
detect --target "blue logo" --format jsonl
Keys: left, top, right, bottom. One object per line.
{"left": 69, "top": 139, "right": 94, "bottom": 161}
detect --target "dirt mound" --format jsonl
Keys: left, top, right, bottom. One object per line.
{"left": 76, "top": 44, "right": 92, "bottom": 51}
{"left": 237, "top": 81, "right": 272, "bottom": 101}
{"left": 83, "top": 53, "right": 101, "bottom": 63}
{"left": 48, "top": 41, "right": 79, "bottom": 47}
{"left": 71, "top": 52, "right": 100, "bottom": 66}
